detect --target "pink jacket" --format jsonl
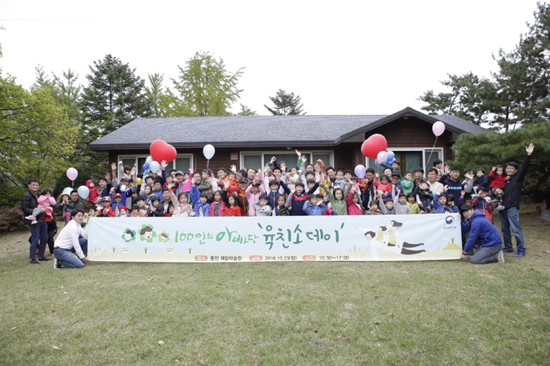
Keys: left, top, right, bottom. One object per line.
{"left": 346, "top": 192, "right": 363, "bottom": 215}
{"left": 209, "top": 200, "right": 227, "bottom": 217}
{"left": 245, "top": 184, "right": 266, "bottom": 216}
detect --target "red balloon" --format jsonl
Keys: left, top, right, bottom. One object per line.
{"left": 150, "top": 140, "right": 177, "bottom": 163}
{"left": 361, "top": 134, "right": 388, "bottom": 159}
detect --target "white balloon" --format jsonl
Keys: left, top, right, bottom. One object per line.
{"left": 203, "top": 144, "right": 215, "bottom": 160}
{"left": 149, "top": 161, "right": 160, "bottom": 173}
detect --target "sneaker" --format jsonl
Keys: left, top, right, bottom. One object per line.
{"left": 497, "top": 251, "right": 505, "bottom": 264}
{"left": 30, "top": 259, "right": 40, "bottom": 264}
{"left": 502, "top": 248, "right": 514, "bottom": 253}
{"left": 53, "top": 258, "right": 61, "bottom": 270}
{"left": 25, "top": 215, "right": 35, "bottom": 221}
{"left": 38, "top": 257, "right": 51, "bottom": 262}
{"left": 514, "top": 251, "right": 526, "bottom": 257}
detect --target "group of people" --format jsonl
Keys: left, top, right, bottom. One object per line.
{"left": 21, "top": 144, "right": 535, "bottom": 267}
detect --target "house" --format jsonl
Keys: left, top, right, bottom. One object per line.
{"left": 89, "top": 107, "right": 489, "bottom": 175}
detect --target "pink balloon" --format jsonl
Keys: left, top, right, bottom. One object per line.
{"left": 66, "top": 167, "right": 78, "bottom": 181}
{"left": 377, "top": 151, "right": 388, "bottom": 164}
{"left": 432, "top": 121, "right": 446, "bottom": 137}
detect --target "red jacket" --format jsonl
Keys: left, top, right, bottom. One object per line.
{"left": 86, "top": 180, "right": 100, "bottom": 203}
{"left": 224, "top": 206, "right": 242, "bottom": 217}
{"left": 489, "top": 170, "right": 507, "bottom": 189}
{"left": 97, "top": 206, "right": 116, "bottom": 217}
{"left": 209, "top": 200, "right": 227, "bottom": 217}
{"left": 346, "top": 192, "right": 363, "bottom": 215}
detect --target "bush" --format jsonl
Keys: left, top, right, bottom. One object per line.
{"left": 0, "top": 205, "right": 26, "bottom": 233}
{"left": 0, "top": 184, "right": 29, "bottom": 207}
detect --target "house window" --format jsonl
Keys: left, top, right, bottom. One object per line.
{"left": 118, "top": 154, "right": 194, "bottom": 175}
{"left": 240, "top": 151, "right": 333, "bottom": 171}
{"left": 365, "top": 148, "right": 443, "bottom": 176}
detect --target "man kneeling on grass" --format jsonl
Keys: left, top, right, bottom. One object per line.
{"left": 53, "top": 210, "right": 89, "bottom": 269}
{"left": 460, "top": 204, "right": 504, "bottom": 265}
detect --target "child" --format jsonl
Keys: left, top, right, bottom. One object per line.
{"left": 381, "top": 160, "right": 401, "bottom": 178}
{"left": 193, "top": 193, "right": 210, "bottom": 217}
{"left": 163, "top": 174, "right": 177, "bottom": 193}
{"left": 118, "top": 206, "right": 129, "bottom": 217}
{"left": 110, "top": 192, "right": 125, "bottom": 216}
{"left": 379, "top": 195, "right": 396, "bottom": 215}
{"left": 489, "top": 165, "right": 507, "bottom": 195}
{"left": 365, "top": 200, "right": 382, "bottom": 215}
{"left": 447, "top": 195, "right": 459, "bottom": 213}
{"left": 224, "top": 195, "right": 242, "bottom": 217}
{"left": 400, "top": 171, "right": 415, "bottom": 194}
{"left": 246, "top": 181, "right": 266, "bottom": 216}
{"left": 275, "top": 195, "right": 289, "bottom": 216}
{"left": 475, "top": 168, "right": 490, "bottom": 193}
{"left": 199, "top": 169, "right": 214, "bottom": 201}
{"left": 333, "top": 170, "right": 347, "bottom": 191}
{"left": 58, "top": 189, "right": 72, "bottom": 223}
{"left": 433, "top": 187, "right": 452, "bottom": 213}
{"left": 158, "top": 188, "right": 173, "bottom": 216}
{"left": 170, "top": 191, "right": 195, "bottom": 217}
{"left": 86, "top": 179, "right": 100, "bottom": 204}
{"left": 148, "top": 197, "right": 163, "bottom": 217}
{"left": 25, "top": 189, "right": 56, "bottom": 224}
{"left": 414, "top": 181, "right": 434, "bottom": 213}
{"left": 373, "top": 174, "right": 392, "bottom": 199}
{"left": 97, "top": 197, "right": 116, "bottom": 217}
{"left": 406, "top": 193, "right": 422, "bottom": 214}
{"left": 286, "top": 181, "right": 319, "bottom": 216}
{"left": 209, "top": 191, "right": 226, "bottom": 217}
{"left": 493, "top": 188, "right": 505, "bottom": 211}
{"left": 266, "top": 180, "right": 289, "bottom": 210}
{"left": 318, "top": 170, "right": 332, "bottom": 197}
{"left": 130, "top": 205, "right": 140, "bottom": 217}
{"left": 138, "top": 207, "right": 148, "bottom": 217}
{"left": 346, "top": 185, "right": 363, "bottom": 215}
{"left": 439, "top": 166, "right": 462, "bottom": 203}
{"left": 164, "top": 206, "right": 175, "bottom": 217}
{"left": 395, "top": 192, "right": 410, "bottom": 215}
{"left": 303, "top": 195, "right": 327, "bottom": 216}
{"left": 433, "top": 159, "right": 443, "bottom": 175}
{"left": 471, "top": 187, "right": 494, "bottom": 222}
{"left": 412, "top": 168, "right": 425, "bottom": 187}
{"left": 285, "top": 166, "right": 301, "bottom": 191}
{"left": 321, "top": 172, "right": 352, "bottom": 216}
{"left": 253, "top": 194, "right": 273, "bottom": 216}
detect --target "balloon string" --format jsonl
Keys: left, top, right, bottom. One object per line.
{"left": 426, "top": 136, "right": 438, "bottom": 168}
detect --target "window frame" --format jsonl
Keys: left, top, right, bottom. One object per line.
{"left": 239, "top": 150, "right": 334, "bottom": 170}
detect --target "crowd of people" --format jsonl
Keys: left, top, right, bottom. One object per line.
{"left": 21, "top": 144, "right": 535, "bottom": 267}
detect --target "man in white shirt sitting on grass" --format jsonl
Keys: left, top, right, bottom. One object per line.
{"left": 53, "top": 210, "right": 89, "bottom": 269}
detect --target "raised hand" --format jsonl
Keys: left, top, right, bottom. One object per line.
{"left": 526, "top": 143, "right": 535, "bottom": 155}
{"left": 230, "top": 165, "right": 237, "bottom": 173}
{"left": 295, "top": 149, "right": 301, "bottom": 157}
{"left": 444, "top": 165, "right": 451, "bottom": 175}
{"left": 111, "top": 162, "right": 117, "bottom": 172}
{"left": 161, "top": 160, "right": 168, "bottom": 170}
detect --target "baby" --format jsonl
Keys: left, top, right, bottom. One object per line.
{"left": 25, "top": 189, "right": 56, "bottom": 225}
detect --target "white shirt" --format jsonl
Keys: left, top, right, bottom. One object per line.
{"left": 54, "top": 220, "right": 88, "bottom": 259}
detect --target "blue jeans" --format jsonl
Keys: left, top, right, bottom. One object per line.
{"left": 499, "top": 207, "right": 526, "bottom": 252}
{"left": 29, "top": 221, "right": 48, "bottom": 260}
{"left": 54, "top": 248, "right": 84, "bottom": 268}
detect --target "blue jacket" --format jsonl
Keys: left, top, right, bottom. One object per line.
{"left": 193, "top": 202, "right": 210, "bottom": 217}
{"left": 462, "top": 211, "right": 503, "bottom": 253}
{"left": 475, "top": 175, "right": 490, "bottom": 192}
{"left": 433, "top": 194, "right": 452, "bottom": 213}
{"left": 289, "top": 183, "right": 319, "bottom": 216}
{"left": 303, "top": 202, "right": 327, "bottom": 216}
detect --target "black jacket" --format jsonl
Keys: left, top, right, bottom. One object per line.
{"left": 21, "top": 190, "right": 40, "bottom": 226}
{"left": 503, "top": 155, "right": 531, "bottom": 210}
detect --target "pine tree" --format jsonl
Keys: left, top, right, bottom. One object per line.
{"left": 80, "top": 54, "right": 151, "bottom": 145}
{"left": 264, "top": 89, "right": 305, "bottom": 115}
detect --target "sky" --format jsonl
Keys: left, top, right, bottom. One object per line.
{"left": 0, "top": 0, "right": 543, "bottom": 116}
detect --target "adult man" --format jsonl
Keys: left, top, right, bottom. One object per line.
{"left": 21, "top": 179, "right": 51, "bottom": 264}
{"left": 500, "top": 143, "right": 535, "bottom": 257}
{"left": 66, "top": 190, "right": 85, "bottom": 221}
{"left": 53, "top": 210, "right": 89, "bottom": 269}
{"left": 460, "top": 204, "right": 504, "bottom": 265}
{"left": 361, "top": 168, "right": 377, "bottom": 210}
{"left": 426, "top": 168, "right": 443, "bottom": 196}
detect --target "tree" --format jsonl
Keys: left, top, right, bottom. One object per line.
{"left": 236, "top": 104, "right": 257, "bottom": 116}
{"left": 448, "top": 123, "right": 550, "bottom": 197}
{"left": 0, "top": 75, "right": 79, "bottom": 186}
{"left": 418, "top": 3, "right": 550, "bottom": 132}
{"left": 171, "top": 52, "right": 244, "bottom": 116}
{"left": 80, "top": 54, "right": 152, "bottom": 145}
{"left": 264, "top": 89, "right": 305, "bottom": 115}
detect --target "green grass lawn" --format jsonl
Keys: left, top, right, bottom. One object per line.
{"left": 1, "top": 205, "right": 549, "bottom": 365}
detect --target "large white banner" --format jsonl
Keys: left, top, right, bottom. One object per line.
{"left": 87, "top": 214, "right": 462, "bottom": 262}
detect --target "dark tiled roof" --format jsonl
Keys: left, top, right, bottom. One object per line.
{"left": 89, "top": 107, "right": 490, "bottom": 151}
